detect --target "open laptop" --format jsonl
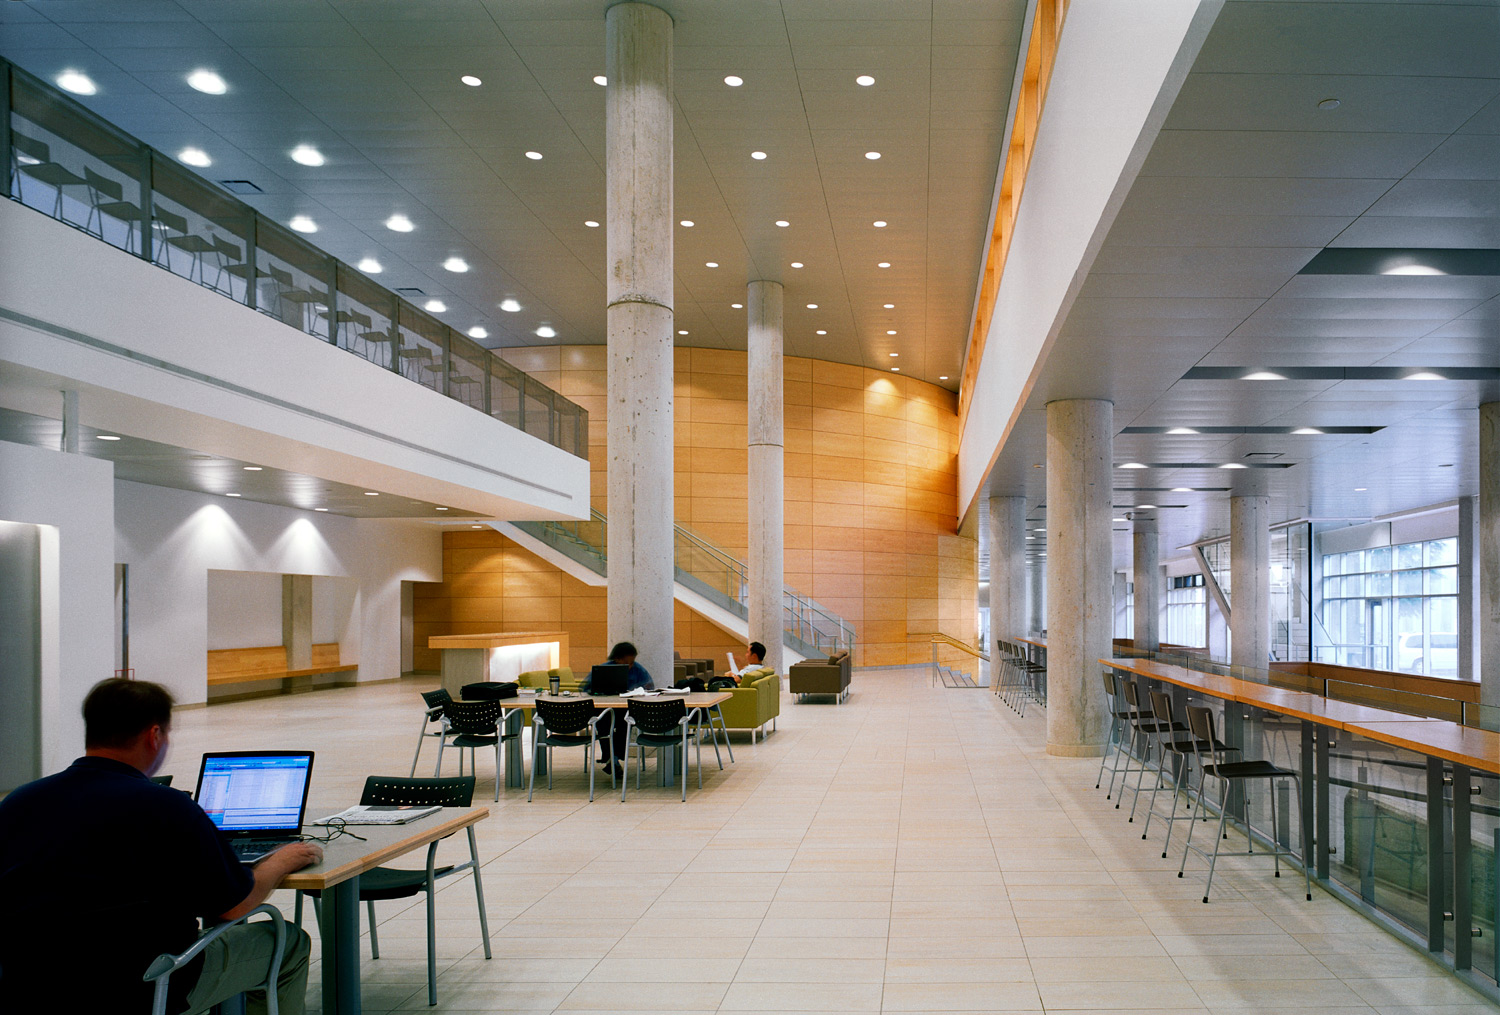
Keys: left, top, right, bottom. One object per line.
{"left": 195, "top": 751, "right": 315, "bottom": 864}
{"left": 589, "top": 663, "right": 630, "bottom": 695}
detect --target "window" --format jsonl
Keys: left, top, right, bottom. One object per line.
{"left": 1166, "top": 573, "right": 1206, "bottom": 648}
{"left": 1317, "top": 537, "right": 1458, "bottom": 676}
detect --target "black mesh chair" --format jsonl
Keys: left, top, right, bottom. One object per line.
{"left": 295, "top": 776, "right": 490, "bottom": 1007}
{"left": 529, "top": 697, "right": 614, "bottom": 802}
{"left": 621, "top": 697, "right": 702, "bottom": 803}
{"left": 435, "top": 700, "right": 509, "bottom": 801}
{"left": 1177, "top": 705, "right": 1310, "bottom": 904}
{"left": 409, "top": 688, "right": 454, "bottom": 777}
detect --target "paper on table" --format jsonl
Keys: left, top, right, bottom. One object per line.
{"left": 658, "top": 686, "right": 691, "bottom": 694}
{"left": 621, "top": 687, "right": 649, "bottom": 697}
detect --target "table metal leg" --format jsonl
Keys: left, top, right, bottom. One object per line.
{"left": 1300, "top": 722, "right": 1315, "bottom": 875}
{"left": 504, "top": 710, "right": 524, "bottom": 788}
{"left": 1453, "top": 764, "right": 1471, "bottom": 971}
{"left": 1316, "top": 728, "right": 1330, "bottom": 881}
{"left": 1427, "top": 757, "right": 1445, "bottom": 955}
{"left": 321, "top": 875, "right": 362, "bottom": 1015}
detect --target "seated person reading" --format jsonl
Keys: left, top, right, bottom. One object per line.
{"left": 0, "top": 678, "right": 322, "bottom": 1015}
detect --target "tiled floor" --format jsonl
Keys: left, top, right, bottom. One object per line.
{"left": 161, "top": 667, "right": 1496, "bottom": 1014}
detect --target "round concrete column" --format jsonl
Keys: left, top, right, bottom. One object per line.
{"left": 987, "top": 494, "right": 1026, "bottom": 650}
{"left": 1044, "top": 398, "right": 1113, "bottom": 757}
{"left": 1027, "top": 552, "right": 1045, "bottom": 634}
{"left": 1229, "top": 495, "right": 1270, "bottom": 672}
{"left": 605, "top": 2, "right": 674, "bottom": 685}
{"left": 1480, "top": 402, "right": 1500, "bottom": 710}
{"left": 747, "top": 279, "right": 785, "bottom": 676}
{"left": 1132, "top": 515, "right": 1160, "bottom": 653}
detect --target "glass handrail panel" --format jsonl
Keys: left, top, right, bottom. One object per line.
{"left": 150, "top": 156, "right": 258, "bottom": 303}
{"left": 253, "top": 216, "right": 335, "bottom": 340}
{"left": 447, "top": 330, "right": 489, "bottom": 413}
{"left": 521, "top": 375, "right": 554, "bottom": 444}
{"left": 395, "top": 301, "right": 447, "bottom": 396}
{"left": 333, "top": 264, "right": 398, "bottom": 370}
{"left": 489, "top": 358, "right": 524, "bottom": 430}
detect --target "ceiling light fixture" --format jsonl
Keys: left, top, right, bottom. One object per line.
{"left": 97, "top": 434, "right": 121, "bottom": 441}
{"left": 891, "top": 367, "right": 899, "bottom": 372}
{"left": 178, "top": 147, "right": 211, "bottom": 167}
{"left": 1220, "top": 462, "right": 1248, "bottom": 469}
{"left": 1119, "top": 463, "right": 1147, "bottom": 469}
{"left": 536, "top": 326, "right": 557, "bottom": 338}
{"left": 315, "top": 507, "right": 328, "bottom": 512}
{"left": 883, "top": 303, "right": 894, "bottom": 309}
{"left": 1382, "top": 264, "right": 1446, "bottom": 276}
{"left": 680, "top": 219, "right": 694, "bottom": 227}
{"left": 1318, "top": 98, "right": 1341, "bottom": 110}
{"left": 886, "top": 330, "right": 897, "bottom": 335}
{"left": 356, "top": 257, "right": 383, "bottom": 274}
{"left": 706, "top": 261, "right": 719, "bottom": 268}
{"left": 443, "top": 257, "right": 470, "bottom": 272}
{"left": 524, "top": 150, "right": 543, "bottom": 160}
{"left": 385, "top": 213, "right": 415, "bottom": 232}
{"left": 731, "top": 303, "right": 743, "bottom": 309}
{"left": 1166, "top": 427, "right": 1198, "bottom": 434}
{"left": 806, "top": 303, "right": 818, "bottom": 309}
{"left": 226, "top": 492, "right": 241, "bottom": 497}
{"left": 290, "top": 145, "right": 325, "bottom": 166}
{"left": 888, "top": 352, "right": 898, "bottom": 357}
{"left": 856, "top": 75, "right": 875, "bottom": 86}
{"left": 585, "top": 219, "right": 600, "bottom": 228}
{"left": 790, "top": 262, "right": 803, "bottom": 268}
{"left": 1292, "top": 427, "right": 1324, "bottom": 435}
{"left": 775, "top": 220, "right": 789, "bottom": 227}
{"left": 460, "top": 74, "right": 482, "bottom": 87}
{"left": 877, "top": 262, "right": 891, "bottom": 268}
{"left": 364, "top": 491, "right": 380, "bottom": 496}
{"left": 1171, "top": 487, "right": 1192, "bottom": 492}
{"left": 1355, "top": 487, "right": 1367, "bottom": 492}
{"left": 594, "top": 75, "right": 607, "bottom": 86}
{"left": 55, "top": 70, "right": 97, "bottom": 95}
{"left": 243, "top": 466, "right": 263, "bottom": 471}
{"left": 751, "top": 151, "right": 767, "bottom": 160}
{"left": 939, "top": 375, "right": 948, "bottom": 380}
{"left": 816, "top": 329, "right": 827, "bottom": 335}
{"left": 468, "top": 326, "right": 489, "bottom": 339}
{"left": 187, "top": 69, "right": 228, "bottom": 94}
{"left": 288, "top": 215, "right": 317, "bottom": 233}
{"left": 864, "top": 151, "right": 881, "bottom": 160}
{"left": 424, "top": 299, "right": 447, "bottom": 313}
{"left": 1405, "top": 371, "right": 1445, "bottom": 380}
{"left": 499, "top": 299, "right": 521, "bottom": 312}
{"left": 1242, "top": 370, "right": 1286, "bottom": 380}
{"left": 873, "top": 220, "right": 887, "bottom": 228}
{"left": 724, "top": 75, "right": 743, "bottom": 87}
{"left": 435, "top": 506, "right": 449, "bottom": 511}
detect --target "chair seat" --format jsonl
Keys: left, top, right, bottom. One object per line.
{"left": 540, "top": 732, "right": 594, "bottom": 747}
{"left": 633, "top": 731, "right": 684, "bottom": 747}
{"left": 1163, "top": 737, "right": 1235, "bottom": 755}
{"left": 1203, "top": 759, "right": 1294, "bottom": 779}
{"left": 451, "top": 733, "right": 498, "bottom": 748}
{"left": 303, "top": 863, "right": 457, "bottom": 902}
{"left": 1135, "top": 721, "right": 1187, "bottom": 734}
{"left": 1113, "top": 709, "right": 1152, "bottom": 720}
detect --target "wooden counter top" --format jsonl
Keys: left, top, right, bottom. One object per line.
{"left": 1344, "top": 720, "right": 1500, "bottom": 775}
{"left": 428, "top": 631, "right": 568, "bottom": 650}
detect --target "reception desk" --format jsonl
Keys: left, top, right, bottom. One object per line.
{"left": 428, "top": 631, "right": 570, "bottom": 697}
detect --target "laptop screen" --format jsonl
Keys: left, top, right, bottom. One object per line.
{"left": 590, "top": 663, "right": 630, "bottom": 695}
{"left": 196, "top": 752, "right": 314, "bottom": 833}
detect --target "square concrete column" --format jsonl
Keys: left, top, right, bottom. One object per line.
{"left": 1044, "top": 398, "right": 1113, "bottom": 757}
{"left": 988, "top": 495, "right": 1026, "bottom": 649}
{"left": 1230, "top": 495, "right": 1270, "bottom": 672}
{"left": 1459, "top": 495, "right": 1477, "bottom": 683}
{"left": 605, "top": 3, "right": 675, "bottom": 685}
{"left": 1133, "top": 515, "right": 1160, "bottom": 653}
{"left": 1480, "top": 402, "right": 1500, "bottom": 713}
{"left": 747, "top": 279, "right": 784, "bottom": 676}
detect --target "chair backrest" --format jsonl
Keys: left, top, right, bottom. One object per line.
{"left": 11, "top": 131, "right": 49, "bottom": 162}
{"left": 444, "top": 699, "right": 501, "bottom": 735}
{"left": 269, "top": 264, "right": 294, "bottom": 287}
{"left": 1101, "top": 670, "right": 1117, "bottom": 697}
{"left": 213, "top": 234, "right": 243, "bottom": 260}
{"left": 154, "top": 207, "right": 189, "bottom": 233}
{"left": 627, "top": 697, "right": 687, "bottom": 735}
{"left": 83, "top": 166, "right": 123, "bottom": 201}
{"left": 1149, "top": 688, "right": 1174, "bottom": 726}
{"left": 360, "top": 775, "right": 475, "bottom": 807}
{"left": 421, "top": 687, "right": 452, "bottom": 711}
{"left": 535, "top": 697, "right": 597, "bottom": 735}
{"left": 1185, "top": 704, "right": 1216, "bottom": 745}
{"left": 1120, "top": 677, "right": 1143, "bottom": 709}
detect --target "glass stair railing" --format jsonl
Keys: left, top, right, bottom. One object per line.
{"left": 511, "top": 509, "right": 854, "bottom": 659}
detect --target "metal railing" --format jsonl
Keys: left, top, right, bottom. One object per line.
{"left": 0, "top": 58, "right": 587, "bottom": 459}
{"left": 511, "top": 509, "right": 855, "bottom": 658}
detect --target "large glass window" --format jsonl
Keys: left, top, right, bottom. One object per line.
{"left": 1318, "top": 537, "right": 1458, "bottom": 676}
{"left": 1166, "top": 574, "right": 1206, "bottom": 648}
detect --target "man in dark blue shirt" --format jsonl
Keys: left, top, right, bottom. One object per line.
{"left": 0, "top": 679, "right": 320, "bottom": 1014}
{"left": 581, "top": 641, "right": 655, "bottom": 776}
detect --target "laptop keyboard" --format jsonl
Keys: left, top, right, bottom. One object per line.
{"left": 231, "top": 839, "right": 288, "bottom": 862}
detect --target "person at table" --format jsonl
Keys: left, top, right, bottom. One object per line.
{"left": 581, "top": 641, "right": 655, "bottom": 776}
{"left": 0, "top": 678, "right": 323, "bottom": 1015}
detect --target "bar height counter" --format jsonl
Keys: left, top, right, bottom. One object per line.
{"left": 428, "top": 631, "right": 570, "bottom": 696}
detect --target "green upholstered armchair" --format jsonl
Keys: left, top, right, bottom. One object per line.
{"left": 715, "top": 668, "right": 780, "bottom": 742}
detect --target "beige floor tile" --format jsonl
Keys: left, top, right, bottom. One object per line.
{"left": 1344, "top": 978, "right": 1498, "bottom": 1008}
{"left": 557, "top": 980, "right": 730, "bottom": 1010}
{"left": 880, "top": 980, "right": 1043, "bottom": 1011}
{"left": 882, "top": 957, "right": 1034, "bottom": 982}
{"left": 1189, "top": 978, "right": 1371, "bottom": 1008}
{"left": 732, "top": 957, "right": 886, "bottom": 982}
{"left": 1028, "top": 955, "right": 1184, "bottom": 982}
{"left": 719, "top": 980, "right": 885, "bottom": 1010}
{"left": 1037, "top": 979, "right": 1206, "bottom": 1010}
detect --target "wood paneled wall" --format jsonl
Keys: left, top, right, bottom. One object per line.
{"left": 418, "top": 346, "right": 976, "bottom": 669}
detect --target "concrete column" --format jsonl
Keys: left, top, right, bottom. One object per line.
{"left": 1230, "top": 495, "right": 1270, "bottom": 672}
{"left": 1028, "top": 552, "right": 1045, "bottom": 633}
{"left": 747, "top": 279, "right": 784, "bottom": 676}
{"left": 605, "top": 2, "right": 674, "bottom": 687}
{"left": 1459, "top": 495, "right": 1477, "bottom": 684}
{"left": 282, "top": 573, "right": 313, "bottom": 692}
{"left": 1133, "top": 515, "right": 1160, "bottom": 653}
{"left": 987, "top": 495, "right": 1026, "bottom": 649}
{"left": 61, "top": 389, "right": 79, "bottom": 454}
{"left": 1044, "top": 398, "right": 1113, "bottom": 757}
{"left": 1480, "top": 403, "right": 1500, "bottom": 712}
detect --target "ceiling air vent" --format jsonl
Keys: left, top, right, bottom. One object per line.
{"left": 218, "top": 180, "right": 263, "bottom": 195}
{"left": 1244, "top": 452, "right": 1284, "bottom": 460}
{"left": 395, "top": 288, "right": 426, "bottom": 297}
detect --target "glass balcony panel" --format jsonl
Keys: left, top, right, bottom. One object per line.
{"left": 446, "top": 332, "right": 488, "bottom": 412}
{"left": 333, "top": 265, "right": 397, "bottom": 370}
{"left": 395, "top": 303, "right": 446, "bottom": 395}
{"left": 253, "top": 218, "right": 334, "bottom": 338}
{"left": 489, "top": 359, "right": 524, "bottom": 430}
{"left": 521, "top": 376, "right": 554, "bottom": 444}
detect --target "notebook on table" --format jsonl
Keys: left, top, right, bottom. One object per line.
{"left": 195, "top": 750, "right": 315, "bottom": 864}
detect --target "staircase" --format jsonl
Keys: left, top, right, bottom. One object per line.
{"left": 502, "top": 509, "right": 855, "bottom": 659}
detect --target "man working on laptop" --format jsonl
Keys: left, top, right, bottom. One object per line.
{"left": 0, "top": 678, "right": 321, "bottom": 1014}
{"left": 580, "top": 641, "right": 654, "bottom": 777}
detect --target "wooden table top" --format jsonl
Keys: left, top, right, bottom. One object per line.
{"left": 280, "top": 807, "right": 488, "bottom": 891}
{"left": 527, "top": 690, "right": 732, "bottom": 709}
{"left": 1343, "top": 720, "right": 1500, "bottom": 775}
{"left": 1015, "top": 636, "right": 1047, "bottom": 649}
{"left": 428, "top": 631, "right": 567, "bottom": 650}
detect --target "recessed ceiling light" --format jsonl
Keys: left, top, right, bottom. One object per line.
{"left": 524, "top": 150, "right": 543, "bottom": 160}
{"left": 775, "top": 220, "right": 789, "bottom": 227}
{"left": 1405, "top": 371, "right": 1445, "bottom": 380}
{"left": 385, "top": 213, "right": 415, "bottom": 232}
{"left": 678, "top": 329, "right": 689, "bottom": 335}
{"left": 186, "top": 69, "right": 228, "bottom": 94}
{"left": 1113, "top": 517, "right": 1127, "bottom": 523}
{"left": 751, "top": 151, "right": 767, "bottom": 160}
{"left": 443, "top": 257, "right": 470, "bottom": 273}
{"left": 724, "top": 75, "right": 743, "bottom": 87}
{"left": 731, "top": 303, "right": 743, "bottom": 309}
{"left": 471, "top": 524, "right": 484, "bottom": 529}
{"left": 873, "top": 220, "right": 887, "bottom": 228}
{"left": 594, "top": 75, "right": 607, "bottom": 86}
{"left": 864, "top": 151, "right": 881, "bottom": 160}
{"left": 1382, "top": 264, "right": 1446, "bottom": 276}
{"left": 537, "top": 326, "right": 557, "bottom": 338}
{"left": 891, "top": 367, "right": 899, "bottom": 372}
{"left": 436, "top": 506, "right": 449, "bottom": 510}
{"left": 680, "top": 219, "right": 694, "bottom": 227}
{"left": 364, "top": 491, "right": 379, "bottom": 496}
{"left": 424, "top": 299, "right": 447, "bottom": 313}
{"left": 1292, "top": 427, "right": 1324, "bottom": 435}
{"left": 790, "top": 262, "right": 804, "bottom": 268}
{"left": 1119, "top": 462, "right": 1147, "bottom": 469}
{"left": 243, "top": 466, "right": 263, "bottom": 471}
{"left": 1171, "top": 487, "right": 1192, "bottom": 492}
{"left": 468, "top": 326, "right": 489, "bottom": 339}
{"left": 178, "top": 147, "right": 211, "bottom": 167}
{"left": 226, "top": 492, "right": 241, "bottom": 497}
{"left": 856, "top": 75, "right": 875, "bottom": 87}
{"left": 500, "top": 299, "right": 521, "bottom": 312}
{"left": 288, "top": 215, "right": 317, "bottom": 233}
{"left": 939, "top": 375, "right": 948, "bottom": 380}
{"left": 290, "top": 145, "right": 325, "bottom": 166}
{"left": 888, "top": 352, "right": 898, "bottom": 357}
{"left": 460, "top": 74, "right": 482, "bottom": 87}
{"left": 1137, "top": 504, "right": 1157, "bottom": 510}
{"left": 56, "top": 70, "right": 97, "bottom": 95}
{"left": 585, "top": 219, "right": 600, "bottom": 228}
{"left": 883, "top": 303, "right": 895, "bottom": 309}
{"left": 356, "top": 257, "right": 383, "bottom": 274}
{"left": 1242, "top": 371, "right": 1285, "bottom": 381}
{"left": 1220, "top": 463, "right": 1248, "bottom": 469}
{"left": 1318, "top": 98, "right": 1341, "bottom": 110}
{"left": 816, "top": 329, "right": 827, "bottom": 335}
{"left": 806, "top": 303, "right": 818, "bottom": 309}
{"left": 314, "top": 507, "right": 328, "bottom": 512}
{"left": 886, "top": 330, "right": 897, "bottom": 336}
{"left": 877, "top": 262, "right": 891, "bottom": 268}
{"left": 1355, "top": 486, "right": 1367, "bottom": 492}
{"left": 706, "top": 262, "right": 719, "bottom": 268}
{"left": 1166, "top": 427, "right": 1198, "bottom": 434}
{"left": 96, "top": 434, "right": 121, "bottom": 441}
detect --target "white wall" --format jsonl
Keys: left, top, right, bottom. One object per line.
{"left": 206, "top": 571, "right": 284, "bottom": 649}
{"left": 0, "top": 441, "right": 115, "bottom": 776}
{"left": 114, "top": 480, "right": 442, "bottom": 705}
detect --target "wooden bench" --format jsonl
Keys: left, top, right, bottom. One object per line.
{"left": 207, "top": 643, "right": 357, "bottom": 686}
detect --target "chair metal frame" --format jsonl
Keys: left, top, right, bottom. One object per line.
{"left": 620, "top": 697, "right": 704, "bottom": 803}
{"left": 143, "top": 903, "right": 286, "bottom": 1015}
{"left": 409, "top": 688, "right": 455, "bottom": 777}
{"left": 528, "top": 697, "right": 614, "bottom": 802}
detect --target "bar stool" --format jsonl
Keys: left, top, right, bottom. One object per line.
{"left": 1118, "top": 677, "right": 1184, "bottom": 821}
{"left": 1139, "top": 689, "right": 1237, "bottom": 857}
{"left": 1178, "top": 704, "right": 1311, "bottom": 903}
{"left": 1096, "top": 670, "right": 1149, "bottom": 800}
